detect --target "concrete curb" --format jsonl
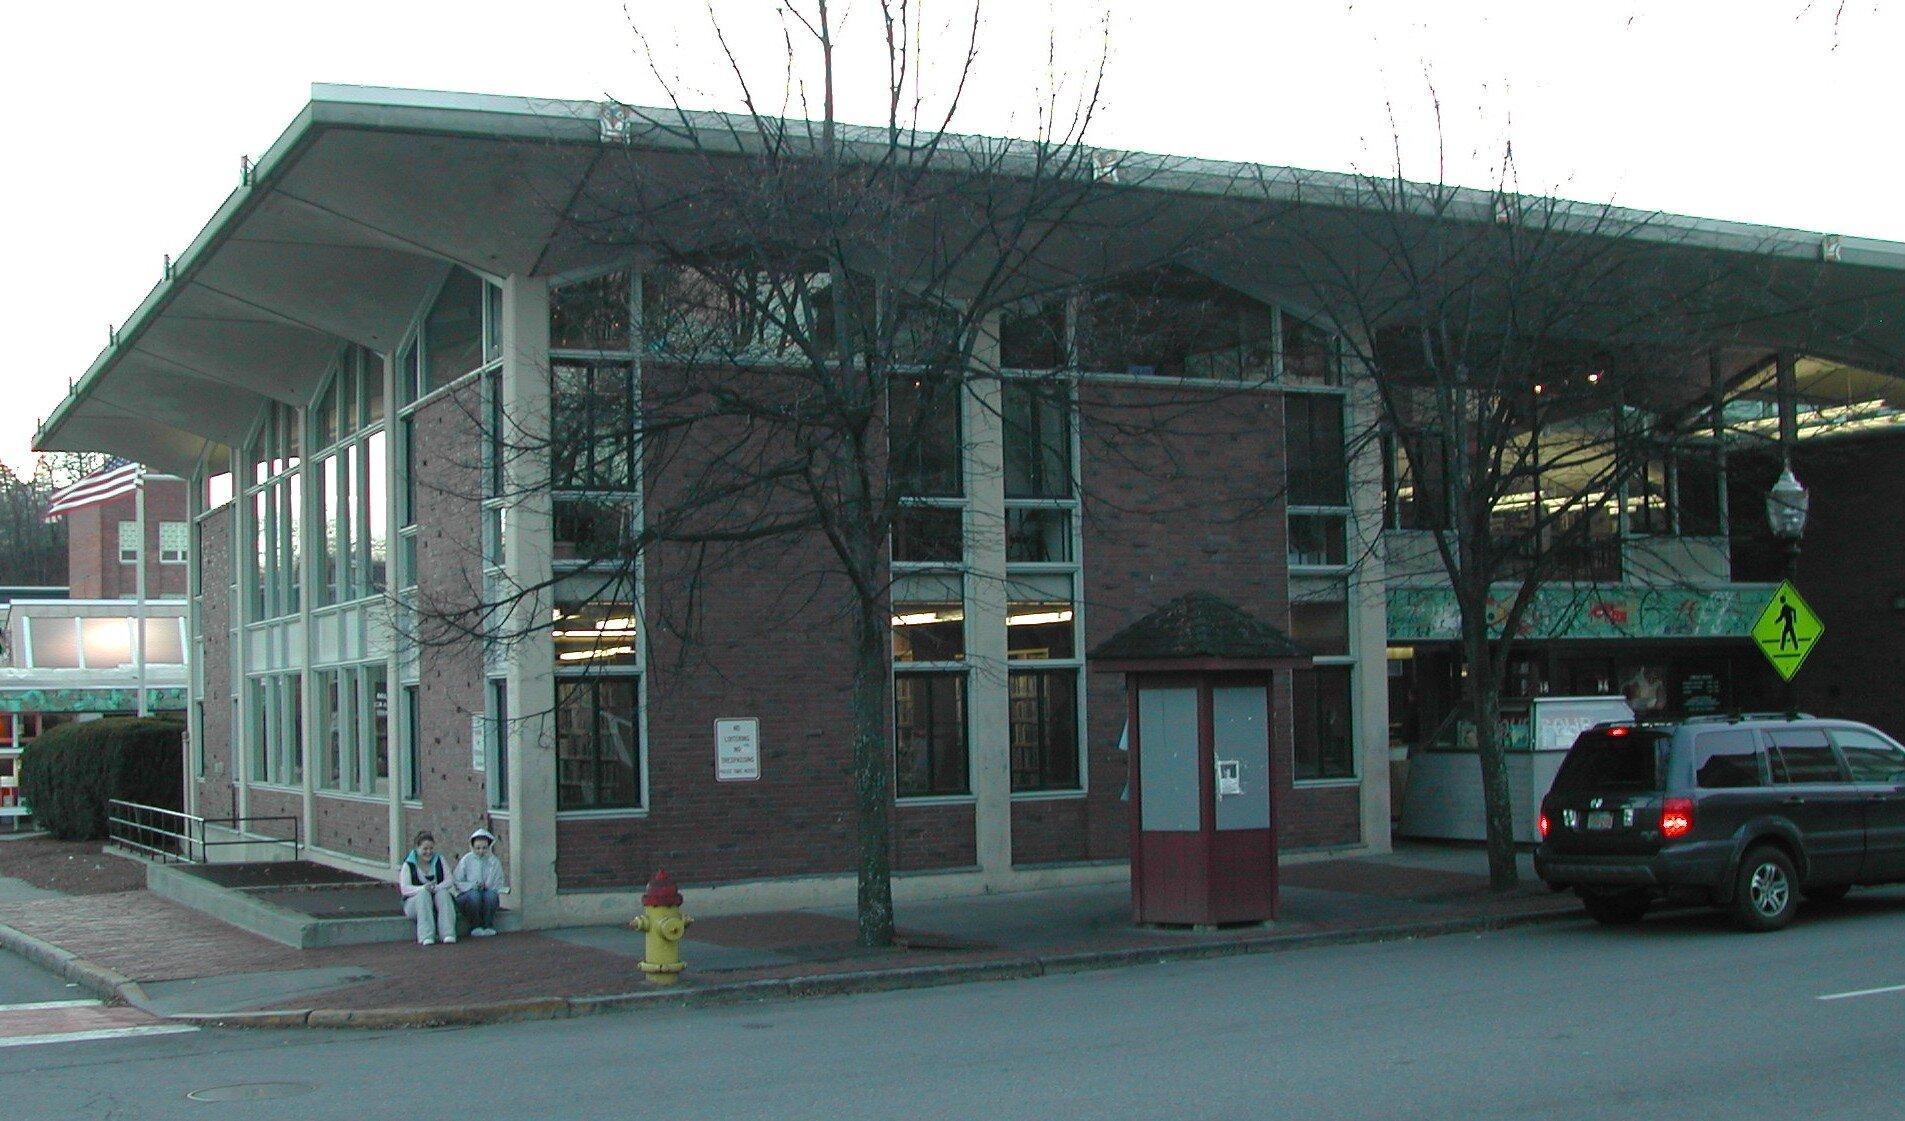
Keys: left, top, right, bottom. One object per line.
{"left": 164, "top": 898, "right": 1579, "bottom": 1031}
{"left": 0, "top": 921, "right": 152, "bottom": 1010}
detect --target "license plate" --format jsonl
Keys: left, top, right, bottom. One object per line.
{"left": 1586, "top": 810, "right": 1615, "bottom": 830}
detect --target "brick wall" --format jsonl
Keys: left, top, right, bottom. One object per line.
{"left": 405, "top": 367, "right": 1358, "bottom": 892}
{"left": 244, "top": 787, "right": 301, "bottom": 844}
{"left": 556, "top": 360, "right": 883, "bottom": 889}
{"left": 894, "top": 803, "right": 977, "bottom": 871}
{"left": 556, "top": 531, "right": 867, "bottom": 888}
{"left": 65, "top": 478, "right": 190, "bottom": 600}
{"left": 1027, "top": 381, "right": 1361, "bottom": 864}
{"left": 409, "top": 381, "right": 498, "bottom": 854}
{"left": 312, "top": 793, "right": 390, "bottom": 861}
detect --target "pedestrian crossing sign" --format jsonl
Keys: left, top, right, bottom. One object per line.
{"left": 1751, "top": 580, "right": 1824, "bottom": 682}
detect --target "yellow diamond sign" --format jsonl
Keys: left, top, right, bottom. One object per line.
{"left": 1751, "top": 580, "right": 1824, "bottom": 682}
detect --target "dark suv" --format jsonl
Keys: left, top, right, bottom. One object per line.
{"left": 1534, "top": 716, "right": 1905, "bottom": 931}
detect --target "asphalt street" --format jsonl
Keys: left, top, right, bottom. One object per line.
{"left": 7, "top": 893, "right": 1905, "bottom": 1120}
{"left": 0, "top": 947, "right": 80, "bottom": 1006}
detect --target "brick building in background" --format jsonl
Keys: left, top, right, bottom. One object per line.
{"left": 60, "top": 475, "right": 190, "bottom": 600}
{"left": 1, "top": 469, "right": 189, "bottom": 817}
{"left": 31, "top": 86, "right": 1905, "bottom": 927}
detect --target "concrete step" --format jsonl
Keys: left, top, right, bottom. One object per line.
{"left": 146, "top": 863, "right": 519, "bottom": 949}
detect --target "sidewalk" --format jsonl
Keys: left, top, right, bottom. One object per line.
{"left": 0, "top": 838, "right": 1576, "bottom": 1029}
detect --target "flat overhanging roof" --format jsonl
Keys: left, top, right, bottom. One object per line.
{"left": 37, "top": 83, "right": 1905, "bottom": 471}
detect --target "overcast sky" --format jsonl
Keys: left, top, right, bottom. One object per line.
{"left": 3, "top": 0, "right": 1897, "bottom": 476}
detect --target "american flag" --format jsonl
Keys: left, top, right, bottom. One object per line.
{"left": 43, "top": 458, "right": 144, "bottom": 522}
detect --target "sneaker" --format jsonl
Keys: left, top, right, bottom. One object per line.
{"left": 472, "top": 927, "right": 495, "bottom": 937}
{"left": 420, "top": 937, "right": 436, "bottom": 946}
{"left": 442, "top": 936, "right": 457, "bottom": 944}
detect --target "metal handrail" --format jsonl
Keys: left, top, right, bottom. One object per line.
{"left": 199, "top": 813, "right": 302, "bottom": 862}
{"left": 106, "top": 800, "right": 302, "bottom": 864}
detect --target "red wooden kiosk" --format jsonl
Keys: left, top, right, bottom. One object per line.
{"left": 1092, "top": 593, "right": 1311, "bottom": 926}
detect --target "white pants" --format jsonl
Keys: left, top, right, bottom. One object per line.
{"left": 404, "top": 888, "right": 457, "bottom": 942}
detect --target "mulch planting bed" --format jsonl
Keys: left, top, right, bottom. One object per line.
{"left": 0, "top": 837, "right": 147, "bottom": 895}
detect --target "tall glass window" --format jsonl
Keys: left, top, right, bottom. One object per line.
{"left": 895, "top": 673, "right": 967, "bottom": 796}
{"left": 551, "top": 362, "right": 638, "bottom": 491}
{"left": 488, "top": 679, "right": 510, "bottom": 810}
{"left": 247, "top": 671, "right": 304, "bottom": 786}
{"left": 555, "top": 678, "right": 641, "bottom": 810}
{"left": 314, "top": 662, "right": 389, "bottom": 797}
{"left": 424, "top": 269, "right": 486, "bottom": 395}
{"left": 1008, "top": 667, "right": 1080, "bottom": 791}
{"left": 891, "top": 375, "right": 962, "bottom": 498}
{"left": 1003, "top": 381, "right": 1072, "bottom": 500}
{"left": 1293, "top": 665, "right": 1354, "bottom": 781}
{"left": 244, "top": 400, "right": 304, "bottom": 620}
{"left": 310, "top": 348, "right": 388, "bottom": 607}
{"left": 1074, "top": 268, "right": 1274, "bottom": 380}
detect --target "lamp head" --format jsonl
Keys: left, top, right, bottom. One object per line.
{"left": 1765, "top": 465, "right": 1809, "bottom": 540}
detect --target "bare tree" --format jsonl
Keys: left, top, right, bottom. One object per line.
{"left": 399, "top": 0, "right": 1153, "bottom": 947}
{"left": 0, "top": 461, "right": 70, "bottom": 587}
{"left": 1255, "top": 140, "right": 1859, "bottom": 887}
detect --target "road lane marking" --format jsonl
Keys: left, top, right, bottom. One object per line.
{"left": 0, "top": 1024, "right": 198, "bottom": 1049}
{"left": 1817, "top": 983, "right": 1905, "bottom": 1001}
{"left": 0, "top": 1001, "right": 198, "bottom": 1049}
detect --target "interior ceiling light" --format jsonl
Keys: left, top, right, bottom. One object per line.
{"left": 557, "top": 646, "right": 636, "bottom": 661}
{"left": 1007, "top": 610, "right": 1074, "bottom": 626}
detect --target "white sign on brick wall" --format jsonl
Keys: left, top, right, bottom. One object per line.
{"left": 715, "top": 718, "right": 760, "bottom": 781}
{"left": 471, "top": 714, "right": 486, "bottom": 772}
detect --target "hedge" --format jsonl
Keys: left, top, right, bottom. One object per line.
{"left": 18, "top": 717, "right": 185, "bottom": 841}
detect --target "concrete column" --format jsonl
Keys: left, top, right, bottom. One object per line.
{"left": 501, "top": 275, "right": 557, "bottom": 924}
{"left": 185, "top": 469, "right": 204, "bottom": 818}
{"left": 298, "top": 408, "right": 317, "bottom": 841}
{"left": 383, "top": 350, "right": 405, "bottom": 866}
{"left": 1345, "top": 362, "right": 1392, "bottom": 853}
{"left": 234, "top": 456, "right": 253, "bottom": 822}
{"left": 965, "top": 314, "right": 1012, "bottom": 881}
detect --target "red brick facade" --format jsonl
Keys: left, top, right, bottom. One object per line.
{"left": 409, "top": 382, "right": 500, "bottom": 853}
{"left": 192, "top": 372, "right": 1362, "bottom": 896}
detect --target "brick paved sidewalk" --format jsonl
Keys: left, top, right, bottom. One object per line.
{"left": 0, "top": 844, "right": 1577, "bottom": 1023}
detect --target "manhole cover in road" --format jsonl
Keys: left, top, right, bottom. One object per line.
{"left": 187, "top": 1082, "right": 317, "bottom": 1102}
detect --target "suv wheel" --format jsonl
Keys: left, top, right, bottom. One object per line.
{"left": 1581, "top": 890, "right": 1651, "bottom": 926}
{"left": 1731, "top": 846, "right": 1799, "bottom": 932}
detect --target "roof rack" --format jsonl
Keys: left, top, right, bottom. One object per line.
{"left": 1680, "top": 712, "right": 1816, "bottom": 724}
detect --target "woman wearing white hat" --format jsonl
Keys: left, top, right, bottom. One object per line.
{"left": 453, "top": 827, "right": 510, "bottom": 936}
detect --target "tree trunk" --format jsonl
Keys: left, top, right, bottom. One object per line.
{"left": 849, "top": 590, "right": 896, "bottom": 947}
{"left": 1462, "top": 629, "right": 1520, "bottom": 891}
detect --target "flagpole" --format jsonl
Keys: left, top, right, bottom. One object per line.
{"left": 134, "top": 466, "right": 148, "bottom": 718}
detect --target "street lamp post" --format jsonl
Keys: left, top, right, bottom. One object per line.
{"left": 1765, "top": 464, "right": 1810, "bottom": 717}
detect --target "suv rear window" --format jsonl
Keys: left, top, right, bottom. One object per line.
{"left": 1835, "top": 728, "right": 1905, "bottom": 784}
{"left": 1769, "top": 729, "right": 1847, "bottom": 784}
{"left": 1694, "top": 729, "right": 1765, "bottom": 789}
{"left": 1551, "top": 728, "right": 1667, "bottom": 793}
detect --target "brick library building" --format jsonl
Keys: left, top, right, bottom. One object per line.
{"left": 38, "top": 85, "right": 1905, "bottom": 926}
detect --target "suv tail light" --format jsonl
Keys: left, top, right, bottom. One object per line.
{"left": 1537, "top": 811, "right": 1551, "bottom": 840}
{"left": 1660, "top": 797, "right": 1695, "bottom": 839}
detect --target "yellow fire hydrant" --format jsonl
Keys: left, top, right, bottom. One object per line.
{"left": 629, "top": 870, "right": 691, "bottom": 985}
